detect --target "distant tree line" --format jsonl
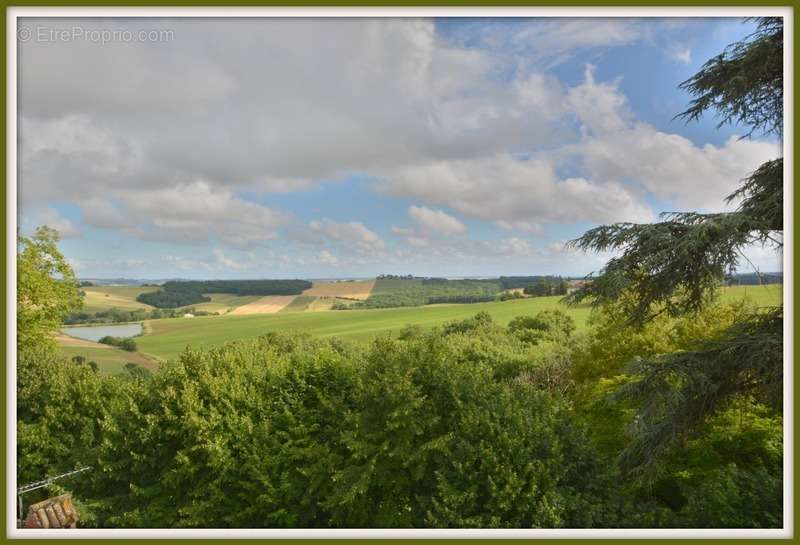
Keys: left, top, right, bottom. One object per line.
{"left": 523, "top": 278, "right": 569, "bottom": 297}
{"left": 137, "top": 279, "right": 312, "bottom": 308}
{"left": 137, "top": 288, "right": 210, "bottom": 308}
{"left": 65, "top": 307, "right": 218, "bottom": 325}
{"left": 162, "top": 279, "right": 312, "bottom": 295}
{"left": 500, "top": 276, "right": 571, "bottom": 291}
{"left": 726, "top": 273, "right": 783, "bottom": 286}
{"left": 427, "top": 294, "right": 497, "bottom": 305}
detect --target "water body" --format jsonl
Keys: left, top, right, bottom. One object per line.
{"left": 61, "top": 323, "right": 143, "bottom": 342}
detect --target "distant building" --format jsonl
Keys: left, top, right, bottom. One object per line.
{"left": 183, "top": 313, "right": 195, "bottom": 318}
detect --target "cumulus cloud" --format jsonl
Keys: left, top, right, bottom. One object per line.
{"left": 213, "top": 248, "right": 246, "bottom": 270}
{"left": 383, "top": 64, "right": 777, "bottom": 231}
{"left": 17, "top": 17, "right": 778, "bottom": 276}
{"left": 79, "top": 182, "right": 289, "bottom": 247}
{"left": 408, "top": 205, "right": 467, "bottom": 235}
{"left": 24, "top": 207, "right": 82, "bottom": 239}
{"left": 19, "top": 18, "right": 560, "bottom": 195}
{"left": 309, "top": 219, "right": 385, "bottom": 252}
{"left": 443, "top": 18, "right": 650, "bottom": 68}
{"left": 666, "top": 44, "right": 692, "bottom": 64}
{"left": 561, "top": 66, "right": 781, "bottom": 210}
{"left": 316, "top": 250, "right": 339, "bottom": 265}
{"left": 386, "top": 154, "right": 655, "bottom": 227}
{"left": 575, "top": 129, "right": 780, "bottom": 210}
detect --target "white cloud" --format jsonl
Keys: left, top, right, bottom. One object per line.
{"left": 496, "top": 220, "right": 543, "bottom": 234}
{"left": 317, "top": 250, "right": 338, "bottom": 265}
{"left": 386, "top": 154, "right": 655, "bottom": 227}
{"left": 665, "top": 43, "right": 692, "bottom": 64}
{"left": 160, "top": 255, "right": 214, "bottom": 272}
{"left": 17, "top": 18, "right": 777, "bottom": 278}
{"left": 309, "top": 219, "right": 385, "bottom": 252}
{"left": 213, "top": 248, "right": 246, "bottom": 270}
{"left": 575, "top": 129, "right": 779, "bottom": 210}
{"left": 408, "top": 205, "right": 466, "bottom": 235}
{"left": 36, "top": 208, "right": 82, "bottom": 239}
{"left": 79, "top": 181, "right": 289, "bottom": 247}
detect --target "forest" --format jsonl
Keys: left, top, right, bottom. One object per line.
{"left": 136, "top": 279, "right": 313, "bottom": 308}
{"left": 16, "top": 18, "right": 784, "bottom": 529}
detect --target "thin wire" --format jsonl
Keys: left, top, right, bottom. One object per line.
{"left": 17, "top": 466, "right": 92, "bottom": 494}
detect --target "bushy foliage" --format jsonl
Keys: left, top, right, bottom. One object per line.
{"left": 566, "top": 17, "right": 783, "bottom": 472}
{"left": 17, "top": 227, "right": 83, "bottom": 351}
{"left": 508, "top": 310, "right": 576, "bottom": 345}
{"left": 15, "top": 324, "right": 622, "bottom": 528}
{"left": 497, "top": 290, "right": 524, "bottom": 301}
{"left": 17, "top": 304, "right": 782, "bottom": 528}
{"left": 98, "top": 336, "right": 138, "bottom": 352}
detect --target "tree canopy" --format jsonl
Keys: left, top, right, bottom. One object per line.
{"left": 17, "top": 227, "right": 82, "bottom": 351}
{"left": 567, "top": 17, "right": 783, "bottom": 472}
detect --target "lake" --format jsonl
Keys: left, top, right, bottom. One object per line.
{"left": 61, "top": 323, "right": 143, "bottom": 342}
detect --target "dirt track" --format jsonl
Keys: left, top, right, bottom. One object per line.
{"left": 55, "top": 334, "right": 112, "bottom": 348}
{"left": 228, "top": 295, "right": 297, "bottom": 315}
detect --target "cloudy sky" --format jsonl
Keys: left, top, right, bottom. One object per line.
{"left": 18, "top": 16, "right": 782, "bottom": 279}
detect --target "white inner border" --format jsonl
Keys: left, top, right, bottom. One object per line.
{"left": 6, "top": 5, "right": 794, "bottom": 540}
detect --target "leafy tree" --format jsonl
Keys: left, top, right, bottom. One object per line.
{"left": 508, "top": 310, "right": 576, "bottom": 345}
{"left": 17, "top": 227, "right": 83, "bottom": 352}
{"left": 567, "top": 17, "right": 783, "bottom": 472}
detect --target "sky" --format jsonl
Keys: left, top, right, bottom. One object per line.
{"left": 17, "top": 16, "right": 783, "bottom": 279}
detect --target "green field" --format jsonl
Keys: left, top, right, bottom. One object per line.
{"left": 135, "top": 284, "right": 782, "bottom": 361}
{"left": 59, "top": 344, "right": 160, "bottom": 375}
{"left": 81, "top": 285, "right": 159, "bottom": 313}
{"left": 81, "top": 286, "right": 261, "bottom": 315}
{"left": 280, "top": 295, "right": 317, "bottom": 312}
{"left": 137, "top": 296, "right": 586, "bottom": 361}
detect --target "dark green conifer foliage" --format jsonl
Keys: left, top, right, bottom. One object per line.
{"left": 566, "top": 17, "right": 783, "bottom": 472}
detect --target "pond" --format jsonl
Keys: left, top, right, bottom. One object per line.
{"left": 61, "top": 323, "right": 143, "bottom": 342}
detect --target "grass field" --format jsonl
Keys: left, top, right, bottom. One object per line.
{"left": 81, "top": 286, "right": 159, "bottom": 313}
{"left": 136, "top": 296, "right": 589, "bottom": 361}
{"left": 281, "top": 295, "right": 317, "bottom": 312}
{"left": 58, "top": 343, "right": 160, "bottom": 375}
{"left": 96, "top": 284, "right": 780, "bottom": 362}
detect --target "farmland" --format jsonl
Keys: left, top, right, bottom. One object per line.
{"left": 133, "top": 284, "right": 781, "bottom": 361}
{"left": 303, "top": 279, "right": 375, "bottom": 299}
{"left": 178, "top": 293, "right": 262, "bottom": 314}
{"left": 56, "top": 334, "right": 159, "bottom": 375}
{"left": 81, "top": 285, "right": 158, "bottom": 313}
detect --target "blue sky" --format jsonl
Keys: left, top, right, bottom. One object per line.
{"left": 18, "top": 16, "right": 782, "bottom": 279}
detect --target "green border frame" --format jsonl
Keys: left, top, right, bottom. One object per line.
{"left": 1, "top": 2, "right": 795, "bottom": 543}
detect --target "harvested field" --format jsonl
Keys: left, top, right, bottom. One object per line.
{"left": 82, "top": 286, "right": 158, "bottom": 313}
{"left": 280, "top": 295, "right": 317, "bottom": 313}
{"left": 228, "top": 295, "right": 297, "bottom": 315}
{"left": 303, "top": 279, "right": 375, "bottom": 300}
